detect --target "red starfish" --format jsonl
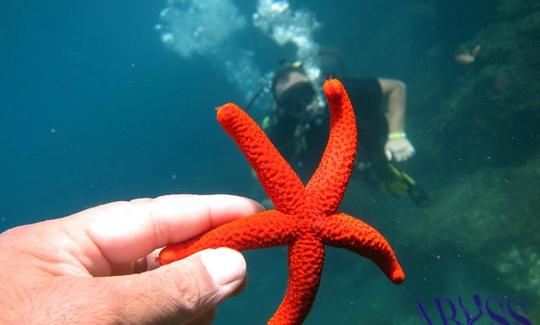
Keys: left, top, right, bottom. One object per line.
{"left": 160, "top": 79, "right": 405, "bottom": 324}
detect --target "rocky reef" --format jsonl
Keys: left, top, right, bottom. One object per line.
{"left": 403, "top": 150, "right": 540, "bottom": 291}
{"left": 402, "top": 0, "right": 540, "bottom": 319}
{"left": 425, "top": 0, "right": 540, "bottom": 174}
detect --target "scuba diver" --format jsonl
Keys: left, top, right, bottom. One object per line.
{"left": 258, "top": 61, "right": 429, "bottom": 207}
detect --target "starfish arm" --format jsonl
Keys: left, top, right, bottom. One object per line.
{"left": 269, "top": 235, "right": 325, "bottom": 325}
{"left": 321, "top": 212, "right": 405, "bottom": 284}
{"left": 159, "top": 210, "right": 295, "bottom": 265}
{"left": 306, "top": 79, "right": 357, "bottom": 214}
{"left": 217, "top": 103, "right": 305, "bottom": 215}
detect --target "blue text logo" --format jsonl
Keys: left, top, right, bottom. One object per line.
{"left": 417, "top": 294, "right": 531, "bottom": 324}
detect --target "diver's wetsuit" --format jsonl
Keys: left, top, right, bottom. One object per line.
{"left": 266, "top": 77, "right": 428, "bottom": 206}
{"left": 345, "top": 78, "right": 388, "bottom": 168}
{"left": 267, "top": 77, "right": 389, "bottom": 182}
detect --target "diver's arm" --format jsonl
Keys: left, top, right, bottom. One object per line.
{"left": 378, "top": 78, "right": 406, "bottom": 134}
{"left": 378, "top": 79, "right": 415, "bottom": 161}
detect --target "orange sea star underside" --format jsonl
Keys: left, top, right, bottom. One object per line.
{"left": 160, "top": 79, "right": 405, "bottom": 325}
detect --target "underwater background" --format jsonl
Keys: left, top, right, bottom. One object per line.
{"left": 1, "top": 0, "right": 539, "bottom": 323}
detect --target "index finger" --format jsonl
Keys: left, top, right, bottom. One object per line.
{"left": 85, "top": 194, "right": 263, "bottom": 265}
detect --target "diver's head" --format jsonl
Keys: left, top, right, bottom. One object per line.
{"left": 272, "top": 62, "right": 319, "bottom": 115}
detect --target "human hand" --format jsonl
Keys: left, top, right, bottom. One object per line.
{"left": 0, "top": 194, "right": 262, "bottom": 324}
{"left": 384, "top": 137, "right": 415, "bottom": 162}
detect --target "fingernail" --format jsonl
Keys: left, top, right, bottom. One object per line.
{"left": 200, "top": 248, "right": 246, "bottom": 286}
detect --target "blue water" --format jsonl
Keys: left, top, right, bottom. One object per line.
{"left": 1, "top": 0, "right": 538, "bottom": 324}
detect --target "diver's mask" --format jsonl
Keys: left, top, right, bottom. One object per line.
{"left": 277, "top": 81, "right": 319, "bottom": 121}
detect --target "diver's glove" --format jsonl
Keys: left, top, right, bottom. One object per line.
{"left": 384, "top": 132, "right": 415, "bottom": 162}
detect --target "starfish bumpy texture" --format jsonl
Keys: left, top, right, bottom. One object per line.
{"left": 160, "top": 79, "right": 405, "bottom": 324}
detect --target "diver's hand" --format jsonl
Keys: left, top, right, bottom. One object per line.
{"left": 385, "top": 137, "right": 415, "bottom": 161}
{"left": 0, "top": 194, "right": 262, "bottom": 325}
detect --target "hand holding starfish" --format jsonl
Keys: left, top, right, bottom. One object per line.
{"left": 0, "top": 195, "right": 262, "bottom": 324}
{"left": 160, "top": 79, "right": 405, "bottom": 325}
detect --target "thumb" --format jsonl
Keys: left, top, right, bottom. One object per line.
{"left": 384, "top": 141, "right": 393, "bottom": 161}
{"left": 110, "top": 248, "right": 246, "bottom": 324}
{"left": 385, "top": 147, "right": 393, "bottom": 161}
